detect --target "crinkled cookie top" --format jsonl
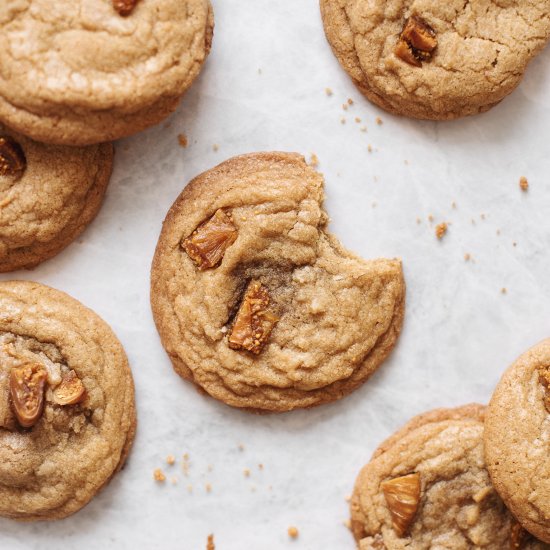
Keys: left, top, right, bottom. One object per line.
{"left": 485, "top": 339, "right": 550, "bottom": 544}
{"left": 0, "top": 281, "right": 136, "bottom": 520}
{"left": 351, "top": 406, "right": 549, "bottom": 549}
{"left": 151, "top": 152, "right": 405, "bottom": 412}
{"left": 0, "top": 0, "right": 212, "bottom": 113}
{"left": 320, "top": 0, "right": 550, "bottom": 118}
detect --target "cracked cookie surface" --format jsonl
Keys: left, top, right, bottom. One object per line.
{"left": 485, "top": 339, "right": 550, "bottom": 543}
{"left": 0, "top": 125, "right": 113, "bottom": 272}
{"left": 320, "top": 0, "right": 550, "bottom": 119}
{"left": 0, "top": 0, "right": 213, "bottom": 145}
{"left": 150, "top": 152, "right": 405, "bottom": 412}
{"left": 350, "top": 405, "right": 550, "bottom": 549}
{"left": 0, "top": 281, "right": 136, "bottom": 521}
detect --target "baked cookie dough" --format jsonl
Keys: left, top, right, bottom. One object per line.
{"left": 0, "top": 125, "right": 113, "bottom": 272}
{"left": 350, "top": 405, "right": 549, "bottom": 549}
{"left": 0, "top": 0, "right": 214, "bottom": 145}
{"left": 485, "top": 339, "right": 550, "bottom": 543}
{"left": 0, "top": 281, "right": 136, "bottom": 520}
{"left": 320, "top": 0, "right": 550, "bottom": 119}
{"left": 151, "top": 152, "right": 405, "bottom": 412}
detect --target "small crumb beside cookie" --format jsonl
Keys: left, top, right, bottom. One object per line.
{"left": 519, "top": 176, "right": 529, "bottom": 191}
{"left": 206, "top": 534, "right": 215, "bottom": 550}
{"left": 435, "top": 222, "right": 448, "bottom": 239}
{"left": 288, "top": 526, "right": 299, "bottom": 538}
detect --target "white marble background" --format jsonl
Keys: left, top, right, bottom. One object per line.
{"left": 2, "top": 1, "right": 550, "bottom": 548}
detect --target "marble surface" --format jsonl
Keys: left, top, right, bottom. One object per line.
{"left": 2, "top": 1, "right": 550, "bottom": 548}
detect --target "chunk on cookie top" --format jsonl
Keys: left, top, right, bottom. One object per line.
{"left": 485, "top": 339, "right": 550, "bottom": 543}
{"left": 0, "top": 281, "right": 136, "bottom": 520}
{"left": 0, "top": 0, "right": 213, "bottom": 144}
{"left": 351, "top": 406, "right": 549, "bottom": 549}
{"left": 0, "top": 125, "right": 113, "bottom": 272}
{"left": 151, "top": 152, "right": 405, "bottom": 412}
{"left": 320, "top": 0, "right": 550, "bottom": 119}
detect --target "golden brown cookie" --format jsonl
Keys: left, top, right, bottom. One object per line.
{"left": 0, "top": 125, "right": 113, "bottom": 272}
{"left": 151, "top": 152, "right": 405, "bottom": 413}
{"left": 0, "top": 280, "right": 136, "bottom": 520}
{"left": 320, "top": 0, "right": 550, "bottom": 119}
{"left": 0, "top": 1, "right": 213, "bottom": 145}
{"left": 350, "top": 405, "right": 550, "bottom": 549}
{"left": 485, "top": 340, "right": 550, "bottom": 543}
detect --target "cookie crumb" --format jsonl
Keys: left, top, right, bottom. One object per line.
{"left": 177, "top": 134, "right": 188, "bottom": 148}
{"left": 207, "top": 534, "right": 215, "bottom": 550}
{"left": 375, "top": 117, "right": 383, "bottom": 125}
{"left": 171, "top": 477, "right": 178, "bottom": 485}
{"left": 344, "top": 494, "right": 351, "bottom": 502}
{"left": 288, "top": 526, "right": 299, "bottom": 539}
{"left": 206, "top": 483, "right": 212, "bottom": 493}
{"left": 238, "top": 443, "right": 245, "bottom": 451}
{"left": 258, "top": 463, "right": 264, "bottom": 470}
{"left": 435, "top": 222, "right": 448, "bottom": 239}
{"left": 347, "top": 98, "right": 354, "bottom": 105}
{"left": 243, "top": 468, "right": 251, "bottom": 478}
{"left": 367, "top": 144, "right": 373, "bottom": 153}
{"left": 340, "top": 117, "right": 346, "bottom": 124}
{"left": 501, "top": 287, "right": 507, "bottom": 294}
{"left": 416, "top": 217, "right": 422, "bottom": 225}
{"left": 428, "top": 214, "right": 434, "bottom": 223}
{"left": 343, "top": 519, "right": 352, "bottom": 529}
{"left": 451, "top": 201, "right": 457, "bottom": 209}
{"left": 464, "top": 253, "right": 471, "bottom": 261}
{"left": 354, "top": 117, "right": 361, "bottom": 123}
{"left": 519, "top": 176, "right": 529, "bottom": 191}
{"left": 309, "top": 153, "right": 319, "bottom": 168}
{"left": 212, "top": 144, "right": 219, "bottom": 152}
{"left": 166, "top": 454, "right": 175, "bottom": 465}
{"left": 342, "top": 103, "right": 348, "bottom": 111}
{"left": 325, "top": 87, "right": 333, "bottom": 96}
{"left": 359, "top": 126, "right": 367, "bottom": 132}
{"left": 153, "top": 468, "right": 166, "bottom": 482}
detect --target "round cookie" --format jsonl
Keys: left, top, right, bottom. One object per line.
{"left": 0, "top": 125, "right": 113, "bottom": 272}
{"left": 0, "top": 1, "right": 213, "bottom": 145}
{"left": 320, "top": 0, "right": 550, "bottom": 119}
{"left": 350, "top": 405, "right": 549, "bottom": 549}
{"left": 151, "top": 152, "right": 405, "bottom": 413}
{"left": 485, "top": 339, "right": 550, "bottom": 543}
{"left": 0, "top": 280, "right": 136, "bottom": 521}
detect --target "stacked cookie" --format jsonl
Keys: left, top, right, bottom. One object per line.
{"left": 0, "top": 0, "right": 213, "bottom": 520}
{"left": 350, "top": 341, "right": 550, "bottom": 548}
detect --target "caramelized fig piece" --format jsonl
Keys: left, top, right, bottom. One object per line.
{"left": 228, "top": 280, "right": 278, "bottom": 354}
{"left": 395, "top": 16, "right": 437, "bottom": 67}
{"left": 0, "top": 136, "right": 26, "bottom": 178}
{"left": 53, "top": 370, "right": 86, "bottom": 406}
{"left": 9, "top": 363, "right": 48, "bottom": 428}
{"left": 381, "top": 473, "right": 421, "bottom": 537}
{"left": 183, "top": 209, "right": 238, "bottom": 270}
{"left": 113, "top": 0, "right": 139, "bottom": 16}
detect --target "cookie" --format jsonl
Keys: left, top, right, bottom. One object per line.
{"left": 0, "top": 281, "right": 136, "bottom": 520}
{"left": 485, "top": 340, "right": 550, "bottom": 543}
{"left": 0, "top": 1, "right": 213, "bottom": 145}
{"left": 0, "top": 125, "right": 113, "bottom": 272}
{"left": 151, "top": 152, "right": 405, "bottom": 413}
{"left": 320, "top": 0, "right": 550, "bottom": 119}
{"left": 350, "top": 405, "right": 549, "bottom": 549}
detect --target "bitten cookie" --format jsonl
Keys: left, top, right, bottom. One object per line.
{"left": 485, "top": 340, "right": 550, "bottom": 543}
{"left": 0, "top": 281, "right": 136, "bottom": 521}
{"left": 151, "top": 152, "right": 405, "bottom": 413}
{"left": 0, "top": 125, "right": 113, "bottom": 272}
{"left": 0, "top": 0, "right": 213, "bottom": 145}
{"left": 320, "top": 0, "right": 550, "bottom": 119}
{"left": 350, "top": 405, "right": 549, "bottom": 549}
